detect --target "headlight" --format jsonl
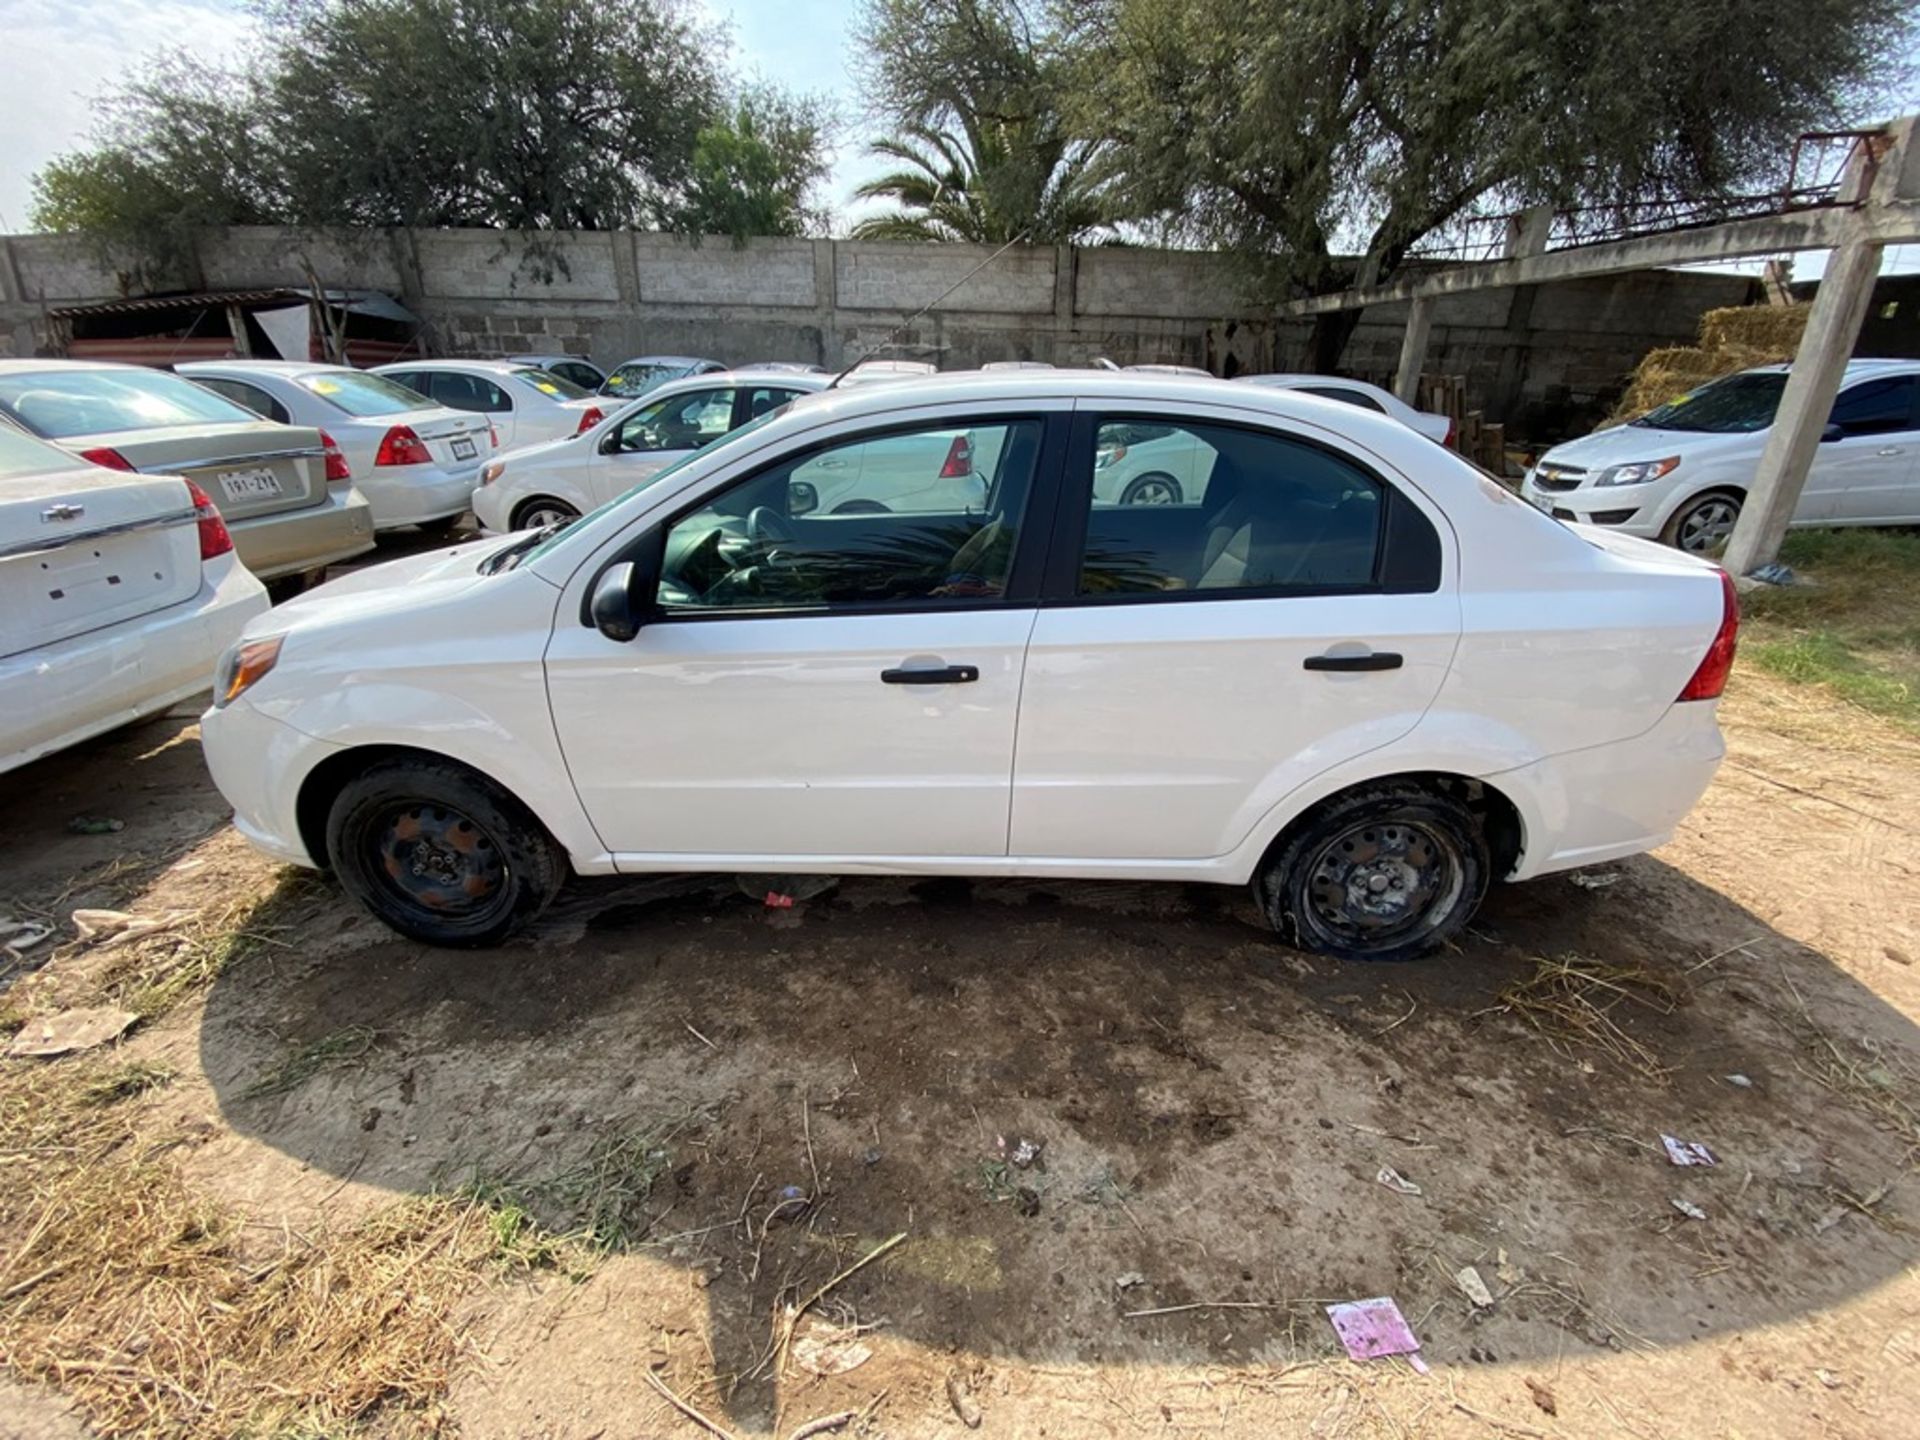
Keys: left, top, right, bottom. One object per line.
{"left": 480, "top": 460, "right": 506, "bottom": 486}
{"left": 215, "top": 636, "right": 284, "bottom": 708}
{"left": 1594, "top": 456, "right": 1681, "bottom": 487}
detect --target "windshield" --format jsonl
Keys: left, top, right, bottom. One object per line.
{"left": 0, "top": 368, "right": 261, "bottom": 438}
{"left": 299, "top": 370, "right": 433, "bottom": 417}
{"left": 507, "top": 401, "right": 794, "bottom": 572}
{"left": 1632, "top": 373, "right": 1786, "bottom": 433}
{"left": 510, "top": 366, "right": 592, "bottom": 401}
{"left": 601, "top": 362, "right": 685, "bottom": 398}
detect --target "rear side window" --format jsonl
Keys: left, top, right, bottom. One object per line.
{"left": 510, "top": 366, "right": 592, "bottom": 400}
{"left": 300, "top": 370, "right": 433, "bottom": 417}
{"left": 1073, "top": 417, "right": 1435, "bottom": 596}
{"left": 426, "top": 372, "right": 512, "bottom": 414}
{"left": 0, "top": 369, "right": 260, "bottom": 438}
{"left": 194, "top": 376, "right": 291, "bottom": 424}
{"left": 1828, "top": 375, "right": 1920, "bottom": 436}
{"left": 548, "top": 361, "right": 603, "bottom": 390}
{"left": 1297, "top": 384, "right": 1386, "bottom": 414}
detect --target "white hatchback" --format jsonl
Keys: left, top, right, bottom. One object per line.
{"left": 201, "top": 372, "right": 1736, "bottom": 962}
{"left": 1523, "top": 359, "right": 1920, "bottom": 551}
{"left": 2, "top": 426, "right": 267, "bottom": 774}
{"left": 373, "top": 360, "right": 607, "bottom": 451}
{"left": 180, "top": 362, "right": 492, "bottom": 533}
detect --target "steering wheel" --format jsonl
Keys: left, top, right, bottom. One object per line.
{"left": 746, "top": 505, "right": 795, "bottom": 547}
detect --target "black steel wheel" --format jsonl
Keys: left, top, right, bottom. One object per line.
{"left": 326, "top": 759, "right": 563, "bottom": 947}
{"left": 1258, "top": 784, "right": 1488, "bottom": 962}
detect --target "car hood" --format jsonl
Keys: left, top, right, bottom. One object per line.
{"left": 1539, "top": 423, "right": 1754, "bottom": 469}
{"left": 247, "top": 532, "right": 522, "bottom": 637}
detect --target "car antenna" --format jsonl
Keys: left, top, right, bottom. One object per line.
{"left": 827, "top": 230, "right": 1032, "bottom": 388}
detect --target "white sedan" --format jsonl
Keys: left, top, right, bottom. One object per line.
{"left": 201, "top": 372, "right": 1735, "bottom": 963}
{"left": 180, "top": 362, "right": 492, "bottom": 533}
{"left": 1235, "top": 373, "right": 1454, "bottom": 444}
{"left": 372, "top": 360, "right": 606, "bottom": 450}
{"left": 3, "top": 425, "right": 267, "bottom": 774}
{"left": 474, "top": 371, "right": 827, "bottom": 532}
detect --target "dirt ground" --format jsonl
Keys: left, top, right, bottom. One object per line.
{"left": 2, "top": 661, "right": 1918, "bottom": 1439}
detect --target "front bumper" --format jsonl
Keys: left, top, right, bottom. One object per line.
{"left": 1, "top": 552, "right": 268, "bottom": 775}
{"left": 1520, "top": 474, "right": 1657, "bottom": 533}
{"left": 199, "top": 695, "right": 339, "bottom": 867}
{"left": 231, "top": 485, "right": 377, "bottom": 581}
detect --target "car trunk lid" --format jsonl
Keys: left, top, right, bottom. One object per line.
{"left": 75, "top": 422, "right": 329, "bottom": 522}
{"left": 0, "top": 469, "right": 201, "bottom": 658}
{"left": 403, "top": 408, "right": 494, "bottom": 472}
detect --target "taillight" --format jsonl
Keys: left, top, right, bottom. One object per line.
{"left": 185, "top": 481, "right": 233, "bottom": 560}
{"left": 939, "top": 435, "right": 973, "bottom": 479}
{"left": 488, "top": 423, "right": 500, "bottom": 449}
{"left": 575, "top": 406, "right": 604, "bottom": 435}
{"left": 1677, "top": 570, "right": 1740, "bottom": 702}
{"left": 319, "top": 430, "right": 352, "bottom": 483}
{"left": 375, "top": 425, "right": 432, "bottom": 466}
{"left": 1443, "top": 419, "right": 1457, "bottom": 449}
{"left": 80, "top": 446, "right": 135, "bottom": 472}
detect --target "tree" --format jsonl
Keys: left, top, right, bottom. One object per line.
{"left": 679, "top": 88, "right": 833, "bottom": 241}
{"left": 851, "top": 0, "right": 1108, "bottom": 243}
{"left": 32, "top": 0, "right": 830, "bottom": 260}
{"left": 1066, "top": 0, "right": 1916, "bottom": 366}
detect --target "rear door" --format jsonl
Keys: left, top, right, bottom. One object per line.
{"left": 1010, "top": 407, "right": 1460, "bottom": 861}
{"left": 1816, "top": 372, "right": 1920, "bottom": 522}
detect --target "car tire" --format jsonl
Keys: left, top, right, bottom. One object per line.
{"left": 831, "top": 499, "right": 892, "bottom": 515}
{"left": 325, "top": 759, "right": 564, "bottom": 948}
{"left": 511, "top": 497, "right": 581, "bottom": 531}
{"left": 1660, "top": 490, "right": 1742, "bottom": 554}
{"left": 1256, "top": 783, "right": 1489, "bottom": 963}
{"left": 1120, "top": 472, "right": 1183, "bottom": 505}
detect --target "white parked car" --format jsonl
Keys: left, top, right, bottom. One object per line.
{"left": 179, "top": 362, "right": 492, "bottom": 534}
{"left": 599, "top": 355, "right": 725, "bottom": 402}
{"left": 373, "top": 360, "right": 606, "bottom": 450}
{"left": 1523, "top": 359, "right": 1920, "bottom": 552}
{"left": 1235, "top": 374, "right": 1454, "bottom": 444}
{"left": 474, "top": 371, "right": 828, "bottom": 532}
{"left": 2, "top": 425, "right": 267, "bottom": 774}
{"left": 201, "top": 374, "right": 1736, "bottom": 962}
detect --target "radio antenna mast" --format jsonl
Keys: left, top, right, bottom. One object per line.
{"left": 827, "top": 230, "right": 1032, "bottom": 388}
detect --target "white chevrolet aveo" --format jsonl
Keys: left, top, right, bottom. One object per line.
{"left": 200, "top": 372, "right": 1737, "bottom": 962}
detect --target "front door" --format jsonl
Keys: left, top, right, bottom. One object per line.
{"left": 1011, "top": 411, "right": 1460, "bottom": 861}
{"left": 1812, "top": 372, "right": 1920, "bottom": 523}
{"left": 587, "top": 385, "right": 739, "bottom": 505}
{"left": 545, "top": 411, "right": 1060, "bottom": 861}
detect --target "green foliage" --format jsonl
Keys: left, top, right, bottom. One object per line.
{"left": 852, "top": 0, "right": 1107, "bottom": 243}
{"left": 33, "top": 0, "right": 829, "bottom": 261}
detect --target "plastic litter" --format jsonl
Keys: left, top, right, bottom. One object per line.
{"left": 1749, "top": 562, "right": 1795, "bottom": 587}
{"left": 71, "top": 909, "right": 189, "bottom": 951}
{"left": 1568, "top": 870, "right": 1622, "bottom": 890}
{"left": 0, "top": 919, "right": 54, "bottom": 956}
{"left": 1376, "top": 1164, "right": 1423, "bottom": 1197}
{"left": 1455, "top": 1265, "right": 1495, "bottom": 1308}
{"left": 1661, "top": 1135, "right": 1718, "bottom": 1167}
{"left": 793, "top": 1326, "right": 873, "bottom": 1377}
{"left": 1113, "top": 1271, "right": 1148, "bottom": 1291}
{"left": 999, "top": 1135, "right": 1043, "bottom": 1169}
{"left": 6, "top": 1006, "right": 137, "bottom": 1058}
{"left": 1726, "top": 1073, "right": 1753, "bottom": 1088}
{"left": 1671, "top": 1198, "right": 1708, "bottom": 1221}
{"left": 770, "top": 1184, "right": 810, "bottom": 1222}
{"left": 1326, "top": 1296, "right": 1428, "bottom": 1372}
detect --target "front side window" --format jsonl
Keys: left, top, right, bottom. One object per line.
{"left": 1078, "top": 418, "right": 1385, "bottom": 595}
{"left": 655, "top": 418, "right": 1043, "bottom": 612}
{"left": 0, "top": 368, "right": 261, "bottom": 438}
{"left": 607, "top": 388, "right": 736, "bottom": 454}
{"left": 1828, "top": 375, "right": 1920, "bottom": 436}
{"left": 300, "top": 370, "right": 432, "bottom": 417}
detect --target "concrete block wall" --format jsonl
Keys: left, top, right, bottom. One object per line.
{"left": 0, "top": 224, "right": 1761, "bottom": 439}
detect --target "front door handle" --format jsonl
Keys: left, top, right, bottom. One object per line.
{"left": 1304, "top": 651, "right": 1404, "bottom": 672}
{"left": 881, "top": 664, "right": 980, "bottom": 685}
{"left": 1877, "top": 446, "right": 1904, "bottom": 456}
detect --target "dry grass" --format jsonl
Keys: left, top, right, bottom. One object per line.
{"left": 1483, "top": 954, "right": 1683, "bottom": 1080}
{"left": 241, "top": 1025, "right": 380, "bottom": 1101}
{"left": 0, "top": 1057, "right": 551, "bottom": 1438}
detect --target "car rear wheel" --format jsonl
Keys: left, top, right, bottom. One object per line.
{"left": 325, "top": 759, "right": 563, "bottom": 947}
{"left": 1121, "top": 472, "right": 1183, "bottom": 505}
{"left": 1257, "top": 784, "right": 1488, "bottom": 963}
{"left": 1661, "top": 491, "right": 1741, "bottom": 553}
{"left": 512, "top": 497, "right": 580, "bottom": 531}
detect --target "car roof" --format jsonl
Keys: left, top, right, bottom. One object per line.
{"left": 177, "top": 360, "right": 355, "bottom": 379}
{"left": 373, "top": 358, "right": 528, "bottom": 376}
{"left": 0, "top": 358, "right": 184, "bottom": 376}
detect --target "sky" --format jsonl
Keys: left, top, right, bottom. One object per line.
{"left": 0, "top": 0, "right": 1909, "bottom": 279}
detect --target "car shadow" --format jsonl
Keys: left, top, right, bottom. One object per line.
{"left": 190, "top": 852, "right": 1920, "bottom": 1429}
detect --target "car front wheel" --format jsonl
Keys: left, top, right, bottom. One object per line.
{"left": 512, "top": 497, "right": 581, "bottom": 531}
{"left": 1257, "top": 784, "right": 1489, "bottom": 963}
{"left": 1661, "top": 491, "right": 1742, "bottom": 553}
{"left": 325, "top": 759, "right": 564, "bottom": 947}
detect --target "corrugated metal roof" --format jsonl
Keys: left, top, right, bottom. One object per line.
{"left": 50, "top": 288, "right": 419, "bottom": 323}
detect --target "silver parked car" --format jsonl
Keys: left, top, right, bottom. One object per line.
{"left": 0, "top": 361, "right": 374, "bottom": 586}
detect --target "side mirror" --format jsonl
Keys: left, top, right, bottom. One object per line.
{"left": 590, "top": 562, "right": 644, "bottom": 641}
{"left": 789, "top": 480, "right": 819, "bottom": 516}
{"left": 1820, "top": 423, "right": 1846, "bottom": 443}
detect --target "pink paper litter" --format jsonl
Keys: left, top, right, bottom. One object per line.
{"left": 1661, "top": 1134, "right": 1717, "bottom": 1166}
{"left": 1326, "top": 1296, "right": 1424, "bottom": 1365}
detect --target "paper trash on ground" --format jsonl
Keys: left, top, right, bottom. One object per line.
{"left": 1327, "top": 1296, "right": 1428, "bottom": 1372}
{"left": 1662, "top": 1135, "right": 1718, "bottom": 1166}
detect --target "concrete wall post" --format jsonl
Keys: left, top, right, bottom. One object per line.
{"left": 1394, "top": 295, "right": 1434, "bottom": 405}
{"left": 1720, "top": 236, "right": 1883, "bottom": 577}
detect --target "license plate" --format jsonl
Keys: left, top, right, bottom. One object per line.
{"left": 218, "top": 467, "right": 283, "bottom": 501}
{"left": 451, "top": 436, "right": 478, "bottom": 461}
{"left": 1527, "top": 490, "right": 1553, "bottom": 513}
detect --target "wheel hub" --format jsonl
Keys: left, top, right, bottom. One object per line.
{"left": 1306, "top": 820, "right": 1458, "bottom": 942}
{"left": 378, "top": 805, "right": 505, "bottom": 914}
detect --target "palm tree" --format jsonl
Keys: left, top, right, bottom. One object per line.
{"left": 849, "top": 119, "right": 1106, "bottom": 244}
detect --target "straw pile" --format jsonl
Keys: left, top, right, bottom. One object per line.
{"left": 1608, "top": 303, "right": 1811, "bottom": 424}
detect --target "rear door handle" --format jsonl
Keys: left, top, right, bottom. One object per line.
{"left": 1877, "top": 446, "right": 1904, "bottom": 456}
{"left": 881, "top": 664, "right": 980, "bottom": 685}
{"left": 1304, "top": 651, "right": 1403, "bottom": 672}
